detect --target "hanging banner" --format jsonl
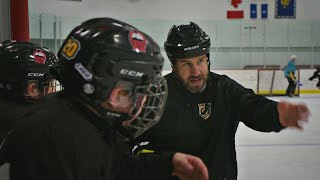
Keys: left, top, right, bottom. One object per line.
{"left": 275, "top": 0, "right": 296, "bottom": 19}
{"left": 261, "top": 4, "right": 268, "bottom": 19}
{"left": 250, "top": 4, "right": 257, "bottom": 19}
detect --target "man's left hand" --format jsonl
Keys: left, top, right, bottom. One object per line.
{"left": 172, "top": 152, "right": 209, "bottom": 180}
{"left": 277, "top": 101, "right": 311, "bottom": 130}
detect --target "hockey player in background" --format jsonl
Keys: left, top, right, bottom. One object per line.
{"left": 0, "top": 40, "right": 61, "bottom": 143}
{"left": 309, "top": 67, "right": 320, "bottom": 89}
{"left": 0, "top": 18, "right": 208, "bottom": 180}
{"left": 135, "top": 22, "right": 311, "bottom": 180}
{"left": 284, "top": 54, "right": 298, "bottom": 97}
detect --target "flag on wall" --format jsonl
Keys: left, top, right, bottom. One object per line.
{"left": 227, "top": 0, "right": 244, "bottom": 19}
{"left": 261, "top": 4, "right": 268, "bottom": 19}
{"left": 275, "top": 0, "right": 296, "bottom": 19}
{"left": 250, "top": 4, "right": 257, "bottom": 19}
{"left": 227, "top": 11, "right": 244, "bottom": 19}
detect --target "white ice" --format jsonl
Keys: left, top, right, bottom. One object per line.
{"left": 237, "top": 94, "right": 320, "bottom": 180}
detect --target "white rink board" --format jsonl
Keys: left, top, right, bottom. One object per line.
{"left": 162, "top": 69, "right": 319, "bottom": 93}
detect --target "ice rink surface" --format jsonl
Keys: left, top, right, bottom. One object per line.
{"left": 0, "top": 95, "right": 319, "bottom": 179}
{"left": 237, "top": 94, "right": 320, "bottom": 180}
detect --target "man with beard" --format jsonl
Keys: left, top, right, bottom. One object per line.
{"left": 136, "top": 22, "right": 311, "bottom": 180}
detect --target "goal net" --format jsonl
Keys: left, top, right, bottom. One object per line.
{"left": 257, "top": 69, "right": 300, "bottom": 96}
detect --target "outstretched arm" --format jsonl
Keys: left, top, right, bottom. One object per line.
{"left": 309, "top": 71, "right": 318, "bottom": 80}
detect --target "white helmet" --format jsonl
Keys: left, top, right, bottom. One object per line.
{"left": 291, "top": 54, "right": 297, "bottom": 59}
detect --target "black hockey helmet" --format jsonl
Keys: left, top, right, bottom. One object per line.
{"left": 0, "top": 40, "right": 61, "bottom": 101}
{"left": 164, "top": 22, "right": 211, "bottom": 65}
{"left": 57, "top": 18, "right": 167, "bottom": 138}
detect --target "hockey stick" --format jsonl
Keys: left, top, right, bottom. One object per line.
{"left": 295, "top": 80, "right": 303, "bottom": 86}
{"left": 296, "top": 79, "right": 318, "bottom": 86}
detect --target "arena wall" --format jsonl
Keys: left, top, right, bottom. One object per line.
{"left": 162, "top": 69, "right": 320, "bottom": 94}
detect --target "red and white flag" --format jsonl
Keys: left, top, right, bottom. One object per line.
{"left": 227, "top": 0, "right": 244, "bottom": 19}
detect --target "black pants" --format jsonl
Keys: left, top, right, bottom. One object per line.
{"left": 286, "top": 77, "right": 296, "bottom": 96}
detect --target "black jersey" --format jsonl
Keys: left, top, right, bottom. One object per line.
{"left": 138, "top": 72, "right": 283, "bottom": 180}
{"left": 309, "top": 69, "right": 320, "bottom": 87}
{"left": 0, "top": 93, "right": 174, "bottom": 180}
{"left": 0, "top": 94, "right": 34, "bottom": 144}
{"left": 309, "top": 69, "right": 320, "bottom": 81}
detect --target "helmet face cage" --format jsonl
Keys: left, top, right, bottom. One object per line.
{"left": 38, "top": 79, "right": 62, "bottom": 95}
{"left": 124, "top": 76, "right": 167, "bottom": 138}
{"left": 23, "top": 78, "right": 63, "bottom": 102}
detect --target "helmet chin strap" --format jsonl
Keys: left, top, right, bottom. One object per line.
{"left": 77, "top": 97, "right": 137, "bottom": 143}
{"left": 206, "top": 53, "right": 210, "bottom": 70}
{"left": 77, "top": 93, "right": 130, "bottom": 125}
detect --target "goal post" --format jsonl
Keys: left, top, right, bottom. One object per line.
{"left": 257, "top": 69, "right": 300, "bottom": 96}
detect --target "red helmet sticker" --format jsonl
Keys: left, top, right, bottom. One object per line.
{"left": 129, "top": 30, "right": 147, "bottom": 53}
{"left": 33, "top": 49, "right": 47, "bottom": 64}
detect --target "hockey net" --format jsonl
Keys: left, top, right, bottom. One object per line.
{"left": 257, "top": 69, "right": 300, "bottom": 96}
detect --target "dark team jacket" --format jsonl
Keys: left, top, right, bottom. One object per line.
{"left": 0, "top": 93, "right": 174, "bottom": 180}
{"left": 138, "top": 72, "right": 284, "bottom": 180}
{"left": 0, "top": 94, "right": 34, "bottom": 144}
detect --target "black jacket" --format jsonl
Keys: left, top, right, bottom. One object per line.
{"left": 0, "top": 94, "right": 34, "bottom": 144}
{"left": 138, "top": 72, "right": 283, "bottom": 180}
{"left": 0, "top": 93, "right": 174, "bottom": 180}
{"left": 309, "top": 69, "right": 320, "bottom": 87}
{"left": 309, "top": 69, "right": 320, "bottom": 81}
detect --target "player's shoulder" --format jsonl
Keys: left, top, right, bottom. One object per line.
{"left": 209, "top": 71, "right": 244, "bottom": 90}
{"left": 19, "top": 93, "right": 71, "bottom": 122}
{"left": 32, "top": 93, "right": 64, "bottom": 110}
{"left": 209, "top": 71, "right": 233, "bottom": 83}
{"left": 163, "top": 73, "right": 176, "bottom": 86}
{"left": 164, "top": 72, "right": 173, "bottom": 80}
{"left": 15, "top": 93, "right": 81, "bottom": 131}
{"left": 0, "top": 96, "right": 34, "bottom": 120}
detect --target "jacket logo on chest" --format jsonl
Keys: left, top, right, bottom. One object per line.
{"left": 198, "top": 103, "right": 211, "bottom": 120}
